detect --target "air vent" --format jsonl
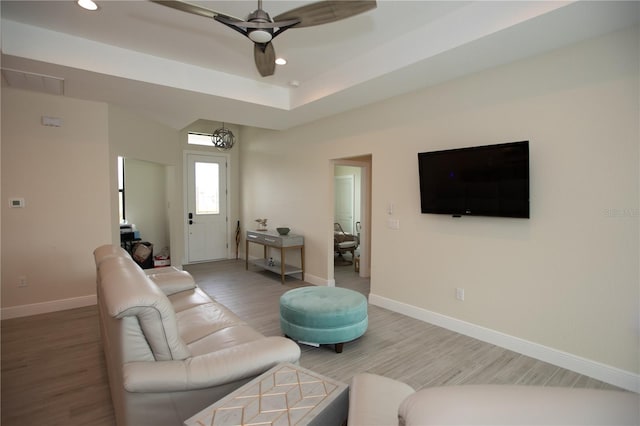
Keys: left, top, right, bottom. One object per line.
{"left": 1, "top": 68, "right": 64, "bottom": 96}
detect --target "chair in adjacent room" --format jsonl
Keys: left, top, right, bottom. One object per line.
{"left": 334, "top": 222, "right": 358, "bottom": 264}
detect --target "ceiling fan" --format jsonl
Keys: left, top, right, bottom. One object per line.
{"left": 152, "top": 0, "right": 377, "bottom": 77}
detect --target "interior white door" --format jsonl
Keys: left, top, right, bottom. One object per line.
{"left": 186, "top": 153, "right": 228, "bottom": 262}
{"left": 335, "top": 175, "right": 355, "bottom": 233}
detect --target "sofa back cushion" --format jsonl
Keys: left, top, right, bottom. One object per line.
{"left": 98, "top": 256, "right": 191, "bottom": 361}
{"left": 398, "top": 385, "right": 639, "bottom": 426}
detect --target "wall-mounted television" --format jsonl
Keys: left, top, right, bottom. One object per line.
{"left": 418, "top": 141, "right": 529, "bottom": 218}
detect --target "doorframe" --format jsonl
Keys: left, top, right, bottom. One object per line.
{"left": 182, "top": 150, "right": 231, "bottom": 264}
{"left": 332, "top": 157, "right": 371, "bottom": 280}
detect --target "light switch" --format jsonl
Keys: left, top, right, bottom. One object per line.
{"left": 41, "top": 116, "right": 63, "bottom": 127}
{"left": 387, "top": 218, "right": 400, "bottom": 230}
{"left": 9, "top": 198, "right": 25, "bottom": 208}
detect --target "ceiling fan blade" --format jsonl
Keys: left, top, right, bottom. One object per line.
{"left": 150, "top": 0, "right": 241, "bottom": 21}
{"left": 254, "top": 42, "right": 276, "bottom": 77}
{"left": 273, "top": 0, "right": 376, "bottom": 28}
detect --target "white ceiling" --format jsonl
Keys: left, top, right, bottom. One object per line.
{"left": 1, "top": 1, "right": 638, "bottom": 130}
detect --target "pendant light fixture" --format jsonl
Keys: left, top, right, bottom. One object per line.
{"left": 211, "top": 123, "right": 235, "bottom": 151}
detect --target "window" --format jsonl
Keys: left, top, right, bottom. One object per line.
{"left": 195, "top": 162, "right": 220, "bottom": 215}
{"left": 188, "top": 132, "right": 213, "bottom": 146}
{"left": 118, "top": 156, "right": 125, "bottom": 222}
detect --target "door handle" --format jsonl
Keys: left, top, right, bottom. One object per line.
{"left": 189, "top": 220, "right": 193, "bottom": 225}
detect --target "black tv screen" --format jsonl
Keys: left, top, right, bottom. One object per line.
{"left": 418, "top": 141, "right": 529, "bottom": 218}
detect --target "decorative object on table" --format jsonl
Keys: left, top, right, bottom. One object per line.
{"left": 235, "top": 220, "right": 241, "bottom": 259}
{"left": 255, "top": 218, "right": 268, "bottom": 231}
{"left": 276, "top": 227, "right": 290, "bottom": 235}
{"left": 211, "top": 122, "right": 235, "bottom": 151}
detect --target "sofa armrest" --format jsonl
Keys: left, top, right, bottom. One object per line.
{"left": 348, "top": 373, "right": 415, "bottom": 426}
{"left": 123, "top": 336, "right": 301, "bottom": 393}
{"left": 146, "top": 270, "right": 196, "bottom": 296}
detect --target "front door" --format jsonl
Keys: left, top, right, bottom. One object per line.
{"left": 186, "top": 153, "right": 228, "bottom": 262}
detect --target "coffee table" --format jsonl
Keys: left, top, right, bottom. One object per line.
{"left": 183, "top": 363, "right": 348, "bottom": 426}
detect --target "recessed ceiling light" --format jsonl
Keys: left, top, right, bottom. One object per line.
{"left": 77, "top": 0, "right": 98, "bottom": 11}
{"left": 275, "top": 58, "right": 287, "bottom": 66}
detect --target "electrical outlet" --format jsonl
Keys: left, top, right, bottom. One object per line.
{"left": 455, "top": 287, "right": 464, "bottom": 301}
{"left": 18, "top": 276, "right": 27, "bottom": 288}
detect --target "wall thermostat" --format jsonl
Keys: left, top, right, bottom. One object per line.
{"left": 9, "top": 198, "right": 25, "bottom": 208}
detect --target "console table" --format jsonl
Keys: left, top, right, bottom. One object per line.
{"left": 246, "top": 230, "right": 305, "bottom": 283}
{"left": 183, "top": 362, "right": 348, "bottom": 426}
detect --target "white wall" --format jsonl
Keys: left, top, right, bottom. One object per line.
{"left": 0, "top": 94, "right": 182, "bottom": 317}
{"left": 240, "top": 26, "right": 639, "bottom": 385}
{"left": 0, "top": 98, "right": 241, "bottom": 316}
{"left": 1, "top": 88, "right": 111, "bottom": 316}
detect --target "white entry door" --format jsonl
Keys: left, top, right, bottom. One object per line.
{"left": 334, "top": 175, "right": 355, "bottom": 233}
{"left": 186, "top": 153, "right": 228, "bottom": 262}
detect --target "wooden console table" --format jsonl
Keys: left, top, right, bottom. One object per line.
{"left": 246, "top": 230, "right": 305, "bottom": 283}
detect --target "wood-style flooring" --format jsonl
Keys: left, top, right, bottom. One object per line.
{"left": 1, "top": 258, "right": 620, "bottom": 426}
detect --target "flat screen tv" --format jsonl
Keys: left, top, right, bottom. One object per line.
{"left": 418, "top": 141, "right": 529, "bottom": 218}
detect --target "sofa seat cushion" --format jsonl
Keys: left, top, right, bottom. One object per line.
{"left": 187, "top": 324, "right": 267, "bottom": 357}
{"left": 175, "top": 301, "right": 247, "bottom": 344}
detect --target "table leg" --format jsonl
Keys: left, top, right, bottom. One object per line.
{"left": 301, "top": 246, "right": 305, "bottom": 282}
{"left": 280, "top": 247, "right": 286, "bottom": 284}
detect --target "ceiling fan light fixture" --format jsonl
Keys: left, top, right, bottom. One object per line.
{"left": 77, "top": 0, "right": 98, "bottom": 11}
{"left": 248, "top": 29, "right": 273, "bottom": 43}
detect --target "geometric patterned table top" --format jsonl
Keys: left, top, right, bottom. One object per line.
{"left": 184, "top": 363, "right": 348, "bottom": 426}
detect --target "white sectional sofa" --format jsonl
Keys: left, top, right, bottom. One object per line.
{"left": 348, "top": 373, "right": 639, "bottom": 425}
{"left": 94, "top": 245, "right": 301, "bottom": 426}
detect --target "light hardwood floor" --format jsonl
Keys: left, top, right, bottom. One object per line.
{"left": 1, "top": 259, "right": 620, "bottom": 426}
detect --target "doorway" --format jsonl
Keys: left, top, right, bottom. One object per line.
{"left": 333, "top": 156, "right": 371, "bottom": 295}
{"left": 185, "top": 153, "right": 229, "bottom": 263}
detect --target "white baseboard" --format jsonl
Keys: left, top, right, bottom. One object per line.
{"left": 305, "top": 273, "right": 332, "bottom": 287}
{"left": 1, "top": 295, "right": 97, "bottom": 320}
{"left": 369, "top": 293, "right": 640, "bottom": 393}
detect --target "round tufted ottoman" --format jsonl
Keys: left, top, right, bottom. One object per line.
{"left": 280, "top": 286, "right": 368, "bottom": 353}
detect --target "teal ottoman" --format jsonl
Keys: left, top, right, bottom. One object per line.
{"left": 280, "top": 286, "right": 368, "bottom": 353}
